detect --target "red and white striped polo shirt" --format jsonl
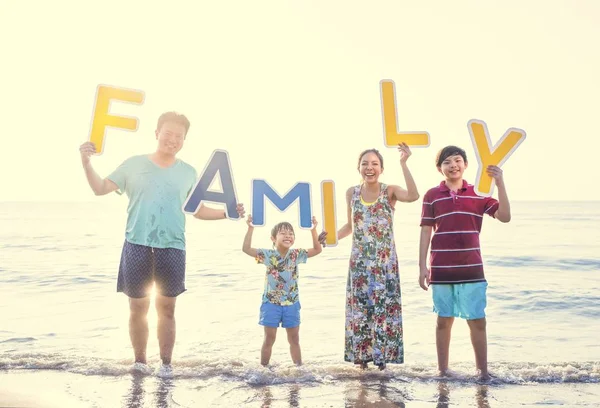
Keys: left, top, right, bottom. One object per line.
{"left": 420, "top": 180, "right": 499, "bottom": 284}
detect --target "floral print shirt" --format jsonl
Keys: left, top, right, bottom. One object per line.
{"left": 256, "top": 248, "right": 308, "bottom": 306}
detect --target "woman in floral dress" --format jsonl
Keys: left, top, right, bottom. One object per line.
{"left": 334, "top": 143, "right": 419, "bottom": 369}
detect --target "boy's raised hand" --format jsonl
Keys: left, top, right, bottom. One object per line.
{"left": 486, "top": 165, "right": 504, "bottom": 184}
{"left": 246, "top": 214, "right": 253, "bottom": 227}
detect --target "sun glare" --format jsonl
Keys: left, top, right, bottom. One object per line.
{"left": 146, "top": 283, "right": 159, "bottom": 331}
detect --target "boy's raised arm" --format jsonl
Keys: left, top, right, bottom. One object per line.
{"left": 307, "top": 216, "right": 323, "bottom": 258}
{"left": 487, "top": 165, "right": 511, "bottom": 223}
{"left": 242, "top": 215, "right": 258, "bottom": 257}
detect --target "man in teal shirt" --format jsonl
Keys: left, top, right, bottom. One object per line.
{"left": 79, "top": 112, "right": 245, "bottom": 377}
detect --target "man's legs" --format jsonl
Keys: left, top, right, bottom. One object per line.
{"left": 117, "top": 241, "right": 154, "bottom": 365}
{"left": 154, "top": 246, "right": 186, "bottom": 366}
{"left": 155, "top": 294, "right": 177, "bottom": 365}
{"left": 129, "top": 296, "right": 151, "bottom": 364}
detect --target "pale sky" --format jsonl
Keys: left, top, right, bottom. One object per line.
{"left": 0, "top": 0, "right": 598, "bottom": 205}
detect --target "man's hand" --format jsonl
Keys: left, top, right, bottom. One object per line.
{"left": 236, "top": 202, "right": 246, "bottom": 218}
{"left": 80, "top": 142, "right": 96, "bottom": 166}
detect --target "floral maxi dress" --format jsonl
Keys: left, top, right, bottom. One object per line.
{"left": 344, "top": 183, "right": 404, "bottom": 366}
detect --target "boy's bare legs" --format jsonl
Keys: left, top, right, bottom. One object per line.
{"left": 156, "top": 294, "right": 177, "bottom": 365}
{"left": 436, "top": 316, "right": 454, "bottom": 375}
{"left": 261, "top": 327, "right": 277, "bottom": 366}
{"left": 129, "top": 297, "right": 151, "bottom": 363}
{"left": 286, "top": 327, "right": 302, "bottom": 365}
{"left": 467, "top": 318, "right": 489, "bottom": 380}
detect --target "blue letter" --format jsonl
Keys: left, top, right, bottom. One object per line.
{"left": 251, "top": 180, "right": 313, "bottom": 228}
{"left": 183, "top": 149, "right": 240, "bottom": 219}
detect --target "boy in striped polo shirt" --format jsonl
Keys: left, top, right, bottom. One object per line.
{"left": 419, "top": 145, "right": 512, "bottom": 381}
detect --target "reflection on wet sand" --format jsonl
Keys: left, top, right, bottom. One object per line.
{"left": 344, "top": 378, "right": 407, "bottom": 407}
{"left": 288, "top": 384, "right": 300, "bottom": 407}
{"left": 156, "top": 377, "right": 174, "bottom": 407}
{"left": 124, "top": 374, "right": 146, "bottom": 408}
{"left": 436, "top": 381, "right": 492, "bottom": 408}
{"left": 259, "top": 386, "right": 273, "bottom": 408}
{"left": 259, "top": 384, "right": 300, "bottom": 408}
{"left": 118, "top": 372, "right": 492, "bottom": 407}
{"left": 475, "top": 385, "right": 491, "bottom": 408}
{"left": 123, "top": 374, "right": 175, "bottom": 408}
{"left": 436, "top": 381, "right": 450, "bottom": 408}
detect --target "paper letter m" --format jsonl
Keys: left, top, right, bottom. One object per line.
{"left": 251, "top": 180, "right": 313, "bottom": 228}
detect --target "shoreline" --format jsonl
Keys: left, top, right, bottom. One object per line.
{"left": 2, "top": 369, "right": 600, "bottom": 408}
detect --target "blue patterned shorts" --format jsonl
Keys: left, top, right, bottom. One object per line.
{"left": 117, "top": 240, "right": 186, "bottom": 298}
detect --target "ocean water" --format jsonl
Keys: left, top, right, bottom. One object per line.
{"left": 1, "top": 200, "right": 599, "bottom": 407}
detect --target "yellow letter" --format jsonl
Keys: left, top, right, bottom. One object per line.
{"left": 320, "top": 180, "right": 338, "bottom": 247}
{"left": 468, "top": 119, "right": 526, "bottom": 196}
{"left": 380, "top": 79, "right": 430, "bottom": 147}
{"left": 89, "top": 84, "right": 145, "bottom": 155}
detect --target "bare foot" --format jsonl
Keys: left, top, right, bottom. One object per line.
{"left": 477, "top": 370, "right": 492, "bottom": 382}
{"left": 130, "top": 362, "right": 153, "bottom": 376}
{"left": 437, "top": 369, "right": 458, "bottom": 378}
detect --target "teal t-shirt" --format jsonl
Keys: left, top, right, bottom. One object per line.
{"left": 107, "top": 154, "right": 198, "bottom": 250}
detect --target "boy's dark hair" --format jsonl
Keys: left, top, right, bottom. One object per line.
{"left": 357, "top": 148, "right": 384, "bottom": 170}
{"left": 271, "top": 222, "right": 295, "bottom": 238}
{"left": 157, "top": 111, "right": 191, "bottom": 135}
{"left": 436, "top": 145, "right": 467, "bottom": 167}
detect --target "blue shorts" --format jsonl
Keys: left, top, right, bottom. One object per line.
{"left": 432, "top": 282, "right": 488, "bottom": 320}
{"left": 117, "top": 240, "right": 186, "bottom": 298}
{"left": 259, "top": 301, "right": 301, "bottom": 328}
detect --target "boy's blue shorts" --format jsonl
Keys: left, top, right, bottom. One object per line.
{"left": 259, "top": 301, "right": 301, "bottom": 328}
{"left": 432, "top": 282, "right": 488, "bottom": 320}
